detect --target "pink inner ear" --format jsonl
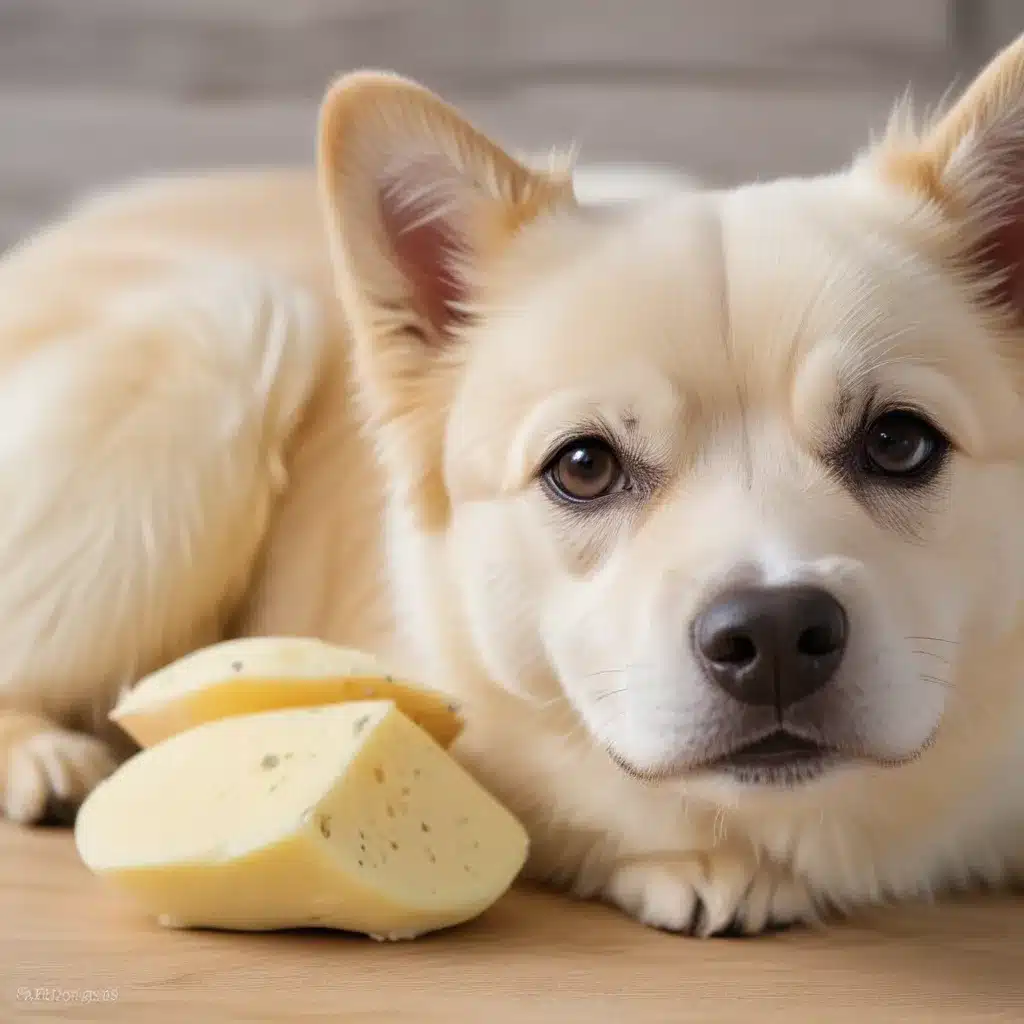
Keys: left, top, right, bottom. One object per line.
{"left": 378, "top": 184, "right": 469, "bottom": 341}
{"left": 978, "top": 200, "right": 1024, "bottom": 315}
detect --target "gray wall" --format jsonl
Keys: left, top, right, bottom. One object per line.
{"left": 2, "top": 0, "right": 1022, "bottom": 249}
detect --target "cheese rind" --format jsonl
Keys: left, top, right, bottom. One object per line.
{"left": 75, "top": 702, "right": 528, "bottom": 937}
{"left": 109, "top": 637, "right": 462, "bottom": 748}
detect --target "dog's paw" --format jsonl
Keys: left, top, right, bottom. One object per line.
{"left": 2, "top": 722, "right": 118, "bottom": 825}
{"left": 603, "top": 849, "right": 820, "bottom": 937}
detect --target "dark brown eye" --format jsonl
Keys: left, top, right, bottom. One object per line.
{"left": 546, "top": 438, "right": 626, "bottom": 501}
{"left": 861, "top": 411, "right": 947, "bottom": 478}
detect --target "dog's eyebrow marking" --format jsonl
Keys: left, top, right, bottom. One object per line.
{"left": 834, "top": 386, "right": 856, "bottom": 423}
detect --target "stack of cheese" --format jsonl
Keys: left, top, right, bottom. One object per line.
{"left": 75, "top": 637, "right": 528, "bottom": 940}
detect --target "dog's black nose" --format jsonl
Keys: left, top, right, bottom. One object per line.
{"left": 693, "top": 585, "right": 847, "bottom": 708}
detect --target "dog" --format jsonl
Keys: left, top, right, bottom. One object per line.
{"left": 3, "top": 35, "right": 1024, "bottom": 938}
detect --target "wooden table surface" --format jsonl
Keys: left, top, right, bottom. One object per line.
{"left": 2, "top": 824, "right": 1022, "bottom": 1022}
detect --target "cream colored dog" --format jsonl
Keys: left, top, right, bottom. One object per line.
{"left": 3, "top": 37, "right": 1024, "bottom": 937}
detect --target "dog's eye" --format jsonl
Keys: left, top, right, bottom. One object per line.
{"left": 545, "top": 438, "right": 627, "bottom": 501}
{"left": 860, "top": 411, "right": 947, "bottom": 478}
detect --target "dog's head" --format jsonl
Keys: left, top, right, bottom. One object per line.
{"left": 317, "top": 43, "right": 1024, "bottom": 801}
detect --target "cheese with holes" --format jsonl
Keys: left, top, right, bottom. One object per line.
{"left": 110, "top": 637, "right": 462, "bottom": 749}
{"left": 75, "top": 702, "right": 528, "bottom": 938}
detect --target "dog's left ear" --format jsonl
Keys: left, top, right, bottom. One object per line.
{"left": 873, "top": 34, "right": 1024, "bottom": 318}
{"left": 316, "top": 72, "right": 574, "bottom": 524}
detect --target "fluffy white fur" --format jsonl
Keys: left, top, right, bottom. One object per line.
{"left": 3, "top": 40, "right": 1024, "bottom": 936}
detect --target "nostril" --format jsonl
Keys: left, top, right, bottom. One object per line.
{"left": 797, "top": 623, "right": 842, "bottom": 658}
{"left": 704, "top": 630, "right": 757, "bottom": 667}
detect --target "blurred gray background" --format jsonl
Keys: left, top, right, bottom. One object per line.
{"left": 2, "top": 0, "right": 1023, "bottom": 249}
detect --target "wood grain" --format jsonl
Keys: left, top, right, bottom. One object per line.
{"left": 2, "top": 824, "right": 1022, "bottom": 1022}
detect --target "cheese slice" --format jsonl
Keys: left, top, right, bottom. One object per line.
{"left": 110, "top": 637, "right": 462, "bottom": 748}
{"left": 75, "top": 701, "right": 528, "bottom": 938}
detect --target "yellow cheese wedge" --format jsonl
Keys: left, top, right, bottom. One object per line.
{"left": 110, "top": 637, "right": 462, "bottom": 749}
{"left": 75, "top": 701, "right": 528, "bottom": 939}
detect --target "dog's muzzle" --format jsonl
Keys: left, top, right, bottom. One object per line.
{"left": 691, "top": 584, "right": 849, "bottom": 782}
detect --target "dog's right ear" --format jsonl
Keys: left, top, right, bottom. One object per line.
{"left": 871, "top": 34, "right": 1024, "bottom": 322}
{"left": 317, "top": 72, "right": 574, "bottom": 524}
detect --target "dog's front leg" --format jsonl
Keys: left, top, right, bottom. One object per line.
{"left": 0, "top": 267, "right": 324, "bottom": 824}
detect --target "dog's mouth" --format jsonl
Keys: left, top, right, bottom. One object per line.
{"left": 705, "top": 731, "right": 843, "bottom": 785}
{"left": 609, "top": 729, "right": 850, "bottom": 787}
